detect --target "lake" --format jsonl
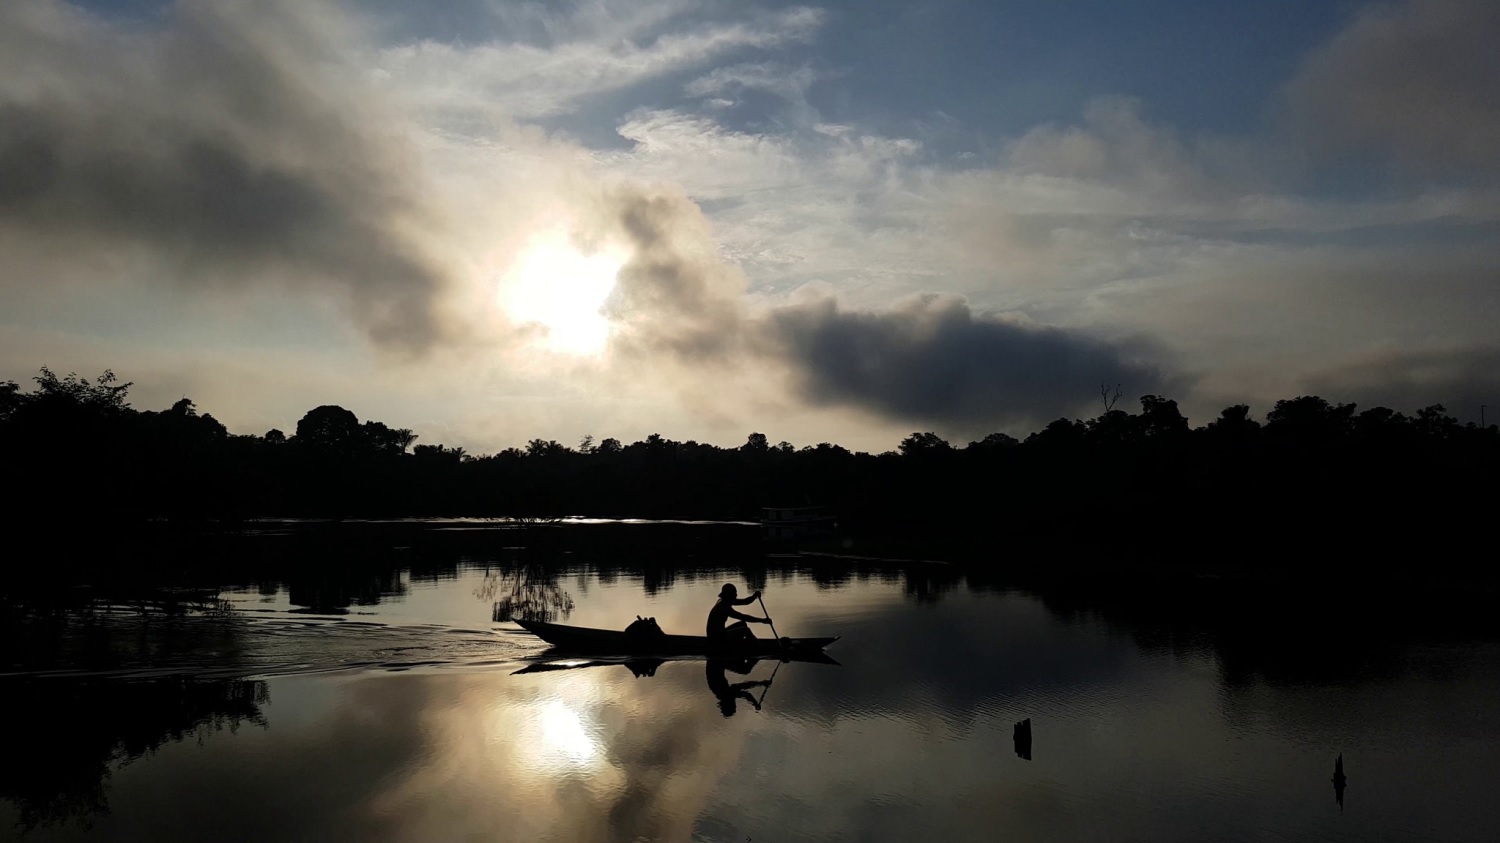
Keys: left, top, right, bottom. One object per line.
{"left": 3, "top": 523, "right": 1497, "bottom": 842}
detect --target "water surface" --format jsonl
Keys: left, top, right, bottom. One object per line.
{"left": 4, "top": 536, "right": 1497, "bottom": 842}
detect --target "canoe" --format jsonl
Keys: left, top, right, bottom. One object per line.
{"left": 512, "top": 650, "right": 841, "bottom": 676}
{"left": 514, "top": 619, "right": 839, "bottom": 657}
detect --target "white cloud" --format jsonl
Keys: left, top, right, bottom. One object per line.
{"left": 377, "top": 4, "right": 825, "bottom": 124}
{"left": 684, "top": 61, "right": 819, "bottom": 101}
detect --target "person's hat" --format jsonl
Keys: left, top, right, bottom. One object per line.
{"left": 719, "top": 583, "right": 738, "bottom": 598}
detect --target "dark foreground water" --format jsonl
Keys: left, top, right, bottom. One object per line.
{"left": 3, "top": 531, "right": 1498, "bottom": 842}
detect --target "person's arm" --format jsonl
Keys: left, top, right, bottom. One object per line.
{"left": 731, "top": 590, "right": 761, "bottom": 606}
{"left": 728, "top": 608, "right": 770, "bottom": 623}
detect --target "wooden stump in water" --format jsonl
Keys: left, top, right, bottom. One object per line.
{"left": 1332, "top": 753, "right": 1347, "bottom": 810}
{"left": 1013, "top": 718, "right": 1032, "bottom": 760}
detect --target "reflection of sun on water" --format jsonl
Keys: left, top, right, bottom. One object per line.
{"left": 499, "top": 230, "right": 624, "bottom": 355}
{"left": 540, "top": 700, "right": 598, "bottom": 762}
{"left": 517, "top": 697, "right": 602, "bottom": 774}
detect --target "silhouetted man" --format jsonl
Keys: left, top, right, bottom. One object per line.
{"left": 706, "top": 658, "right": 770, "bottom": 717}
{"left": 706, "top": 583, "right": 770, "bottom": 641}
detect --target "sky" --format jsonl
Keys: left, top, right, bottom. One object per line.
{"left": 2, "top": 0, "right": 1497, "bottom": 453}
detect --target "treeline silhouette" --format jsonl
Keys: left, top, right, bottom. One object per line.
{"left": 3, "top": 368, "right": 1495, "bottom": 571}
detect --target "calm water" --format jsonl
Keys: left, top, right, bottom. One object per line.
{"left": 4, "top": 537, "right": 1498, "bottom": 842}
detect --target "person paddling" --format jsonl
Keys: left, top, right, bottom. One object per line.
{"left": 706, "top": 583, "right": 772, "bottom": 642}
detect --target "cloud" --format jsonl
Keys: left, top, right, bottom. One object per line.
{"left": 582, "top": 180, "right": 1165, "bottom": 430}
{"left": 598, "top": 185, "right": 749, "bottom": 362}
{"left": 0, "top": 0, "right": 456, "bottom": 352}
{"left": 1285, "top": 0, "right": 1500, "bottom": 180}
{"left": 1302, "top": 344, "right": 1500, "bottom": 420}
{"left": 763, "top": 293, "right": 1167, "bottom": 429}
{"left": 378, "top": 4, "right": 825, "bottom": 123}
{"left": 684, "top": 61, "right": 819, "bottom": 102}
{"left": 1004, "top": 97, "right": 1230, "bottom": 203}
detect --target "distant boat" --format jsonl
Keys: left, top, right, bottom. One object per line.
{"left": 761, "top": 504, "right": 838, "bottom": 542}
{"left": 514, "top": 619, "right": 839, "bottom": 657}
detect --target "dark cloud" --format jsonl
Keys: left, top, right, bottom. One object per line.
{"left": 0, "top": 1, "right": 451, "bottom": 350}
{"left": 1302, "top": 344, "right": 1500, "bottom": 422}
{"left": 763, "top": 294, "right": 1166, "bottom": 429}
{"left": 596, "top": 184, "right": 1170, "bottom": 430}
{"left": 1285, "top": 0, "right": 1500, "bottom": 181}
{"left": 604, "top": 187, "right": 748, "bottom": 360}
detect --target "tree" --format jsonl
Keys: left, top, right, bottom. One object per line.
{"left": 899, "top": 432, "right": 952, "bottom": 456}
{"left": 393, "top": 428, "right": 418, "bottom": 454}
{"left": 1265, "top": 395, "right": 1355, "bottom": 441}
{"left": 1026, "top": 417, "right": 1086, "bottom": 447}
{"left": 361, "top": 420, "right": 415, "bottom": 455}
{"left": 264, "top": 429, "right": 287, "bottom": 445}
{"left": 1415, "top": 404, "right": 1459, "bottom": 439}
{"left": 1206, "top": 405, "right": 1260, "bottom": 439}
{"left": 31, "top": 367, "right": 132, "bottom": 413}
{"left": 526, "top": 439, "right": 570, "bottom": 458}
{"left": 1085, "top": 409, "right": 1134, "bottom": 445}
{"left": 295, "top": 405, "right": 362, "bottom": 452}
{"left": 1099, "top": 382, "right": 1123, "bottom": 413}
{"left": 0, "top": 380, "right": 20, "bottom": 422}
{"left": 196, "top": 413, "right": 228, "bottom": 440}
{"left": 414, "top": 443, "right": 466, "bottom": 464}
{"left": 968, "top": 432, "right": 1019, "bottom": 451}
{"left": 742, "top": 432, "right": 770, "bottom": 453}
{"left": 1353, "top": 407, "right": 1409, "bottom": 440}
{"left": 1138, "top": 395, "right": 1189, "bottom": 439}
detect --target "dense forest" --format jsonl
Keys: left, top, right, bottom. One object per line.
{"left": 3, "top": 367, "right": 1495, "bottom": 568}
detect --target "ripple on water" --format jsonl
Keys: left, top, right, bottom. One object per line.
{"left": 1, "top": 610, "right": 538, "bottom": 681}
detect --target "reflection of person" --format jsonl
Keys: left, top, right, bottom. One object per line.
{"left": 706, "top": 658, "right": 770, "bottom": 717}
{"left": 706, "top": 583, "right": 771, "bottom": 641}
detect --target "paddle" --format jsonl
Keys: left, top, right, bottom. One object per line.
{"left": 754, "top": 657, "right": 783, "bottom": 712}
{"left": 757, "top": 593, "right": 782, "bottom": 646}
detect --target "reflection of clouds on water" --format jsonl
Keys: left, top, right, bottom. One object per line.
{"left": 783, "top": 589, "right": 1146, "bottom": 728}
{"left": 9, "top": 562, "right": 1500, "bottom": 842}
{"left": 362, "top": 668, "right": 759, "bottom": 842}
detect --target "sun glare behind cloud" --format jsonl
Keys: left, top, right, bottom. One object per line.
{"left": 500, "top": 230, "right": 624, "bottom": 355}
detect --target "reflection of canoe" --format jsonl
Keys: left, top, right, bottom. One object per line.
{"left": 512, "top": 650, "right": 841, "bottom": 675}
{"left": 514, "top": 619, "right": 840, "bottom": 657}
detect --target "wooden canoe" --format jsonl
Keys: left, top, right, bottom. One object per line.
{"left": 514, "top": 619, "right": 839, "bottom": 657}
{"left": 512, "top": 650, "right": 841, "bottom": 675}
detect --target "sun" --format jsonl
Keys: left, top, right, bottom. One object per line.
{"left": 499, "top": 230, "right": 624, "bottom": 355}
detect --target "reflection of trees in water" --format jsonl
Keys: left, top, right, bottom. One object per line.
{"left": 2, "top": 579, "right": 270, "bottom": 831}
{"left": 1023, "top": 578, "right": 1500, "bottom": 690}
{"left": 285, "top": 565, "right": 407, "bottom": 613}
{"left": 477, "top": 563, "right": 575, "bottom": 623}
{"left": 3, "top": 598, "right": 250, "bottom": 680}
{"left": 0, "top": 678, "right": 268, "bottom": 831}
